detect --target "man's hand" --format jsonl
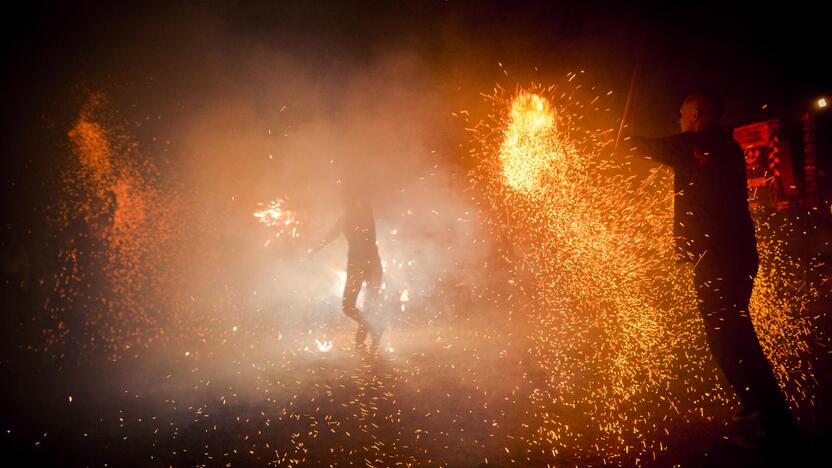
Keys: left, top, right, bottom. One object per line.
{"left": 307, "top": 217, "right": 343, "bottom": 261}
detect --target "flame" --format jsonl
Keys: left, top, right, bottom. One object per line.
{"left": 498, "top": 92, "right": 561, "bottom": 193}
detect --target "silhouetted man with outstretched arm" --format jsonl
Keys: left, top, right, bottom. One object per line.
{"left": 628, "top": 92, "right": 799, "bottom": 449}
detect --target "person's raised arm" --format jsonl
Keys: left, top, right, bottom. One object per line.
{"left": 627, "top": 133, "right": 692, "bottom": 168}
{"left": 308, "top": 217, "right": 343, "bottom": 257}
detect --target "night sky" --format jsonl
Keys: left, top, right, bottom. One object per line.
{"left": 2, "top": 1, "right": 830, "bottom": 259}
{"left": 3, "top": 1, "right": 830, "bottom": 126}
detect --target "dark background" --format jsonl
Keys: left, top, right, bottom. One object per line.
{"left": 2, "top": 0, "right": 831, "bottom": 222}
{"left": 3, "top": 2, "right": 830, "bottom": 131}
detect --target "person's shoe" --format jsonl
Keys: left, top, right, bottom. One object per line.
{"left": 731, "top": 407, "right": 763, "bottom": 425}
{"left": 731, "top": 425, "right": 801, "bottom": 455}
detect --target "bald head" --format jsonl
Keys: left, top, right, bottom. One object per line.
{"left": 679, "top": 92, "right": 723, "bottom": 132}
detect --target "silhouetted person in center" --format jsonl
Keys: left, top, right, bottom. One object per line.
{"left": 628, "top": 92, "right": 799, "bottom": 449}
{"left": 310, "top": 185, "right": 383, "bottom": 352}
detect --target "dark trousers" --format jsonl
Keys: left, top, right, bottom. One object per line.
{"left": 342, "top": 255, "right": 382, "bottom": 344}
{"left": 693, "top": 254, "right": 797, "bottom": 436}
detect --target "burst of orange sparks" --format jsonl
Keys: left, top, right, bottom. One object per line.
{"left": 253, "top": 199, "right": 300, "bottom": 238}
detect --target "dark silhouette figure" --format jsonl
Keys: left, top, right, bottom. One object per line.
{"left": 311, "top": 187, "right": 383, "bottom": 351}
{"left": 50, "top": 189, "right": 117, "bottom": 369}
{"left": 630, "top": 93, "right": 799, "bottom": 449}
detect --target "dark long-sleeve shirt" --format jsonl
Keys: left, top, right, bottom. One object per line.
{"left": 631, "top": 127, "right": 757, "bottom": 265}
{"left": 343, "top": 205, "right": 380, "bottom": 263}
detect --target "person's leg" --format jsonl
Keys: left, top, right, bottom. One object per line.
{"left": 364, "top": 260, "right": 384, "bottom": 350}
{"left": 342, "top": 264, "right": 362, "bottom": 321}
{"left": 722, "top": 273, "right": 797, "bottom": 439}
{"left": 343, "top": 263, "right": 369, "bottom": 348}
{"left": 695, "top": 261, "right": 798, "bottom": 440}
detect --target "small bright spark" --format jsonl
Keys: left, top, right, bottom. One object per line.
{"left": 315, "top": 339, "right": 334, "bottom": 352}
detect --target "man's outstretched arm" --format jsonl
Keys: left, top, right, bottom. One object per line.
{"left": 308, "top": 217, "right": 343, "bottom": 257}
{"left": 627, "top": 133, "right": 692, "bottom": 168}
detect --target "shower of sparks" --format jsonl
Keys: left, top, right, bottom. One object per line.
{"left": 253, "top": 199, "right": 300, "bottom": 238}
{"left": 45, "top": 92, "right": 182, "bottom": 362}
{"left": 468, "top": 75, "right": 826, "bottom": 464}
{"left": 15, "top": 82, "right": 825, "bottom": 467}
